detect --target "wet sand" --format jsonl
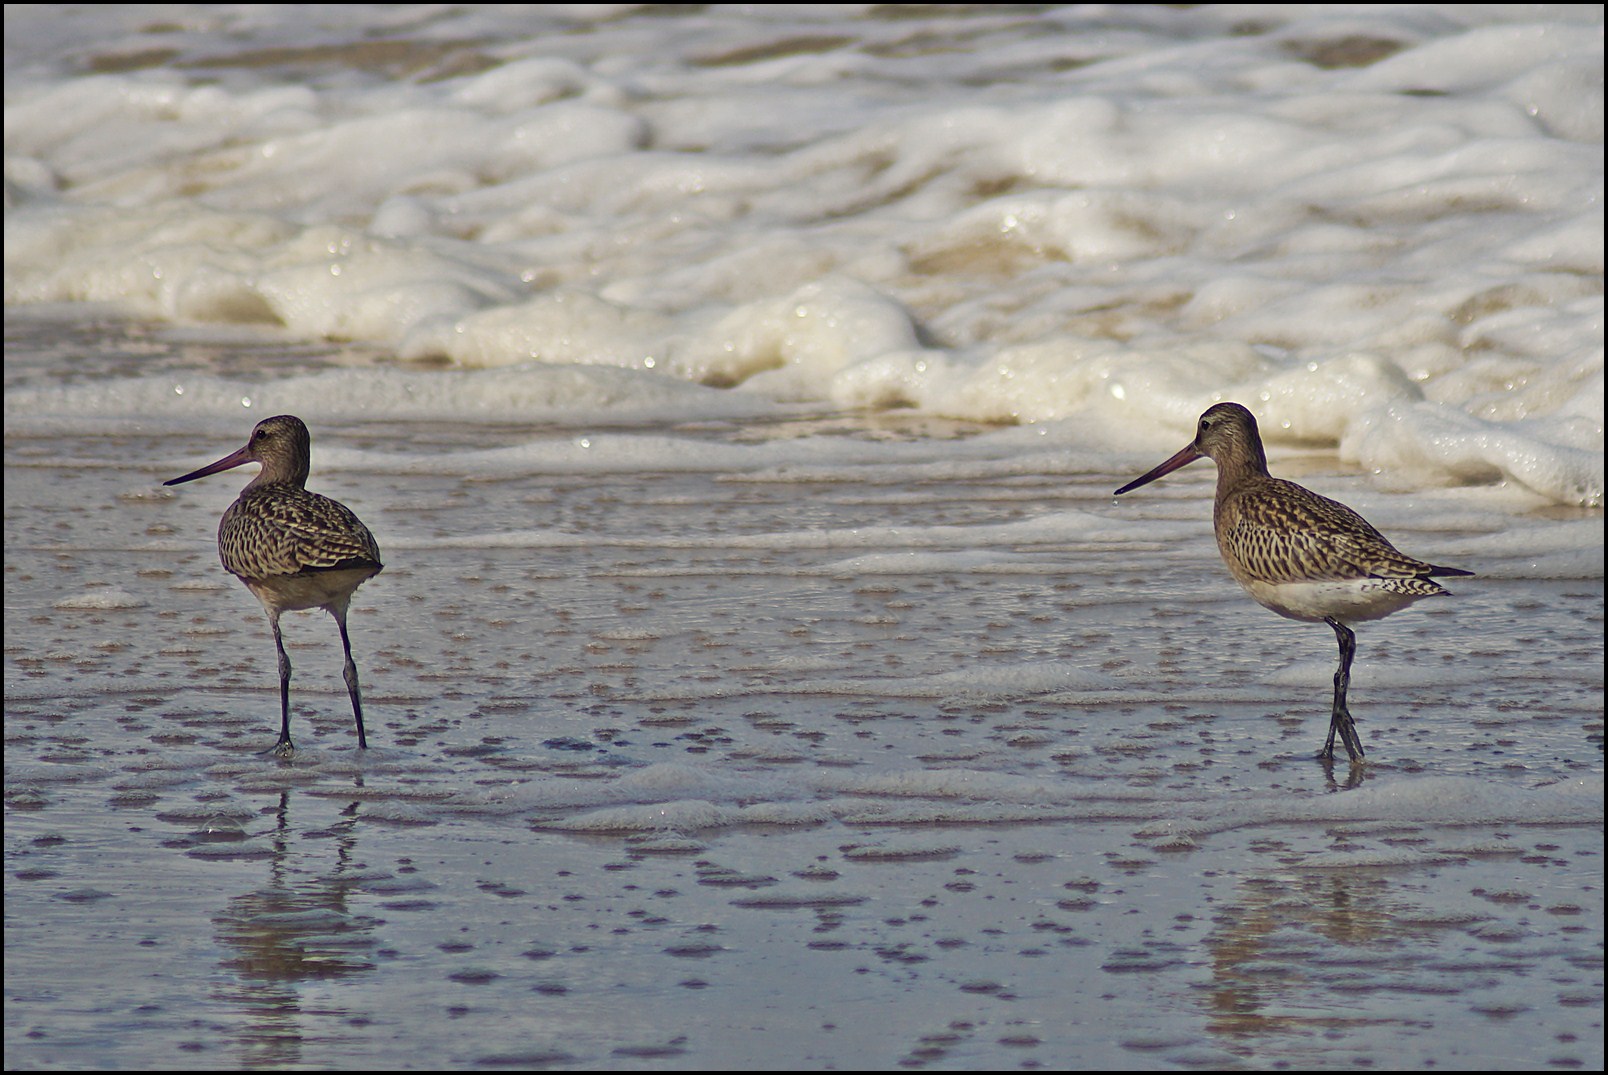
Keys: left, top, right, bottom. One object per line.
{"left": 4, "top": 321, "right": 1603, "bottom": 1069}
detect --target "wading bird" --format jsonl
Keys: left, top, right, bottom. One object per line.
{"left": 166, "top": 415, "right": 382, "bottom": 753}
{"left": 1115, "top": 402, "right": 1471, "bottom": 763}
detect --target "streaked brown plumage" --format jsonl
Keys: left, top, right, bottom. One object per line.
{"left": 166, "top": 415, "right": 382, "bottom": 753}
{"left": 1115, "top": 402, "right": 1472, "bottom": 763}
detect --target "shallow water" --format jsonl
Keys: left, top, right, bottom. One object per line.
{"left": 5, "top": 313, "right": 1603, "bottom": 1070}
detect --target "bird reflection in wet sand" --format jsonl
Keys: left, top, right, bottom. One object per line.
{"left": 1115, "top": 402, "right": 1472, "bottom": 764}
{"left": 166, "top": 415, "right": 382, "bottom": 754}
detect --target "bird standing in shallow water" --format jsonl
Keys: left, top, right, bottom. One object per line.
{"left": 166, "top": 415, "right": 382, "bottom": 754}
{"left": 1114, "top": 402, "right": 1472, "bottom": 764}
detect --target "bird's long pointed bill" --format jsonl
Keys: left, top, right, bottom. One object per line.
{"left": 164, "top": 444, "right": 254, "bottom": 486}
{"left": 1114, "top": 442, "right": 1204, "bottom": 495}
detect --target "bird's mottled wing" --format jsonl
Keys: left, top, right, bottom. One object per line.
{"left": 219, "top": 489, "right": 382, "bottom": 581}
{"left": 1218, "top": 479, "right": 1435, "bottom": 584}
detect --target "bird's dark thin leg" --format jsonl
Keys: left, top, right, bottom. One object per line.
{"left": 1322, "top": 616, "right": 1365, "bottom": 763}
{"left": 333, "top": 607, "right": 369, "bottom": 749}
{"left": 269, "top": 612, "right": 295, "bottom": 755}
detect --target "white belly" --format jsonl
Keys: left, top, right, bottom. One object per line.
{"left": 1239, "top": 577, "right": 1437, "bottom": 624}
{"left": 244, "top": 566, "right": 380, "bottom": 614}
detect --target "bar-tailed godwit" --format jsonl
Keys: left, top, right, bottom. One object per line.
{"left": 166, "top": 415, "right": 382, "bottom": 754}
{"left": 1114, "top": 402, "right": 1472, "bottom": 763}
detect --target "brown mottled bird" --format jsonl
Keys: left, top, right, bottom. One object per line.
{"left": 1115, "top": 402, "right": 1472, "bottom": 763}
{"left": 166, "top": 415, "right": 382, "bottom": 753}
